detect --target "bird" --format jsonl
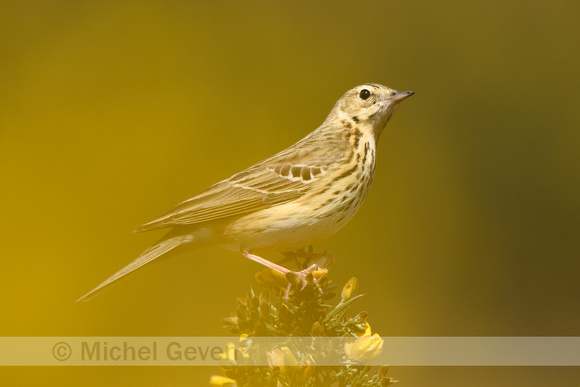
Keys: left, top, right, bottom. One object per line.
{"left": 77, "top": 83, "right": 414, "bottom": 302}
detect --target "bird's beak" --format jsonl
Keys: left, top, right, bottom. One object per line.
{"left": 388, "top": 90, "right": 415, "bottom": 103}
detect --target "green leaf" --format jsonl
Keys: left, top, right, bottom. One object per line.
{"left": 322, "top": 293, "right": 366, "bottom": 323}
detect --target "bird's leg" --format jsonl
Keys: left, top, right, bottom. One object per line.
{"left": 242, "top": 251, "right": 318, "bottom": 284}
{"left": 243, "top": 251, "right": 325, "bottom": 300}
{"left": 280, "top": 249, "right": 335, "bottom": 273}
{"left": 242, "top": 251, "right": 294, "bottom": 275}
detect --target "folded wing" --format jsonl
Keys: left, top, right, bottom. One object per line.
{"left": 134, "top": 162, "right": 324, "bottom": 232}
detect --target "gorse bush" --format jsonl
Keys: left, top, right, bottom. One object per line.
{"left": 211, "top": 252, "right": 397, "bottom": 387}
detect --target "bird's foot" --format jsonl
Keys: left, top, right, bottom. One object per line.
{"left": 284, "top": 263, "right": 318, "bottom": 285}
{"left": 279, "top": 250, "right": 334, "bottom": 271}
{"left": 284, "top": 264, "right": 324, "bottom": 300}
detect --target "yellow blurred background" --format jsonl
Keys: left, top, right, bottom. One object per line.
{"left": 1, "top": 1, "right": 579, "bottom": 385}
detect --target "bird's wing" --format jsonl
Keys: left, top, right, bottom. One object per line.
{"left": 134, "top": 161, "right": 327, "bottom": 232}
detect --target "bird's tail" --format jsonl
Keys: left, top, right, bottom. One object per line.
{"left": 76, "top": 235, "right": 192, "bottom": 302}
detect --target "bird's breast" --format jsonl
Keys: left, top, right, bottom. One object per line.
{"left": 221, "top": 138, "right": 377, "bottom": 253}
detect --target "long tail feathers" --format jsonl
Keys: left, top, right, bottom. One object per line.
{"left": 76, "top": 235, "right": 191, "bottom": 302}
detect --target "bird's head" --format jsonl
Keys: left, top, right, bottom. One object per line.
{"left": 330, "top": 83, "right": 414, "bottom": 140}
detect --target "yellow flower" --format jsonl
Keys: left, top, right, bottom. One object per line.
{"left": 266, "top": 347, "right": 298, "bottom": 376}
{"left": 239, "top": 333, "right": 249, "bottom": 345}
{"left": 255, "top": 269, "right": 289, "bottom": 289}
{"left": 345, "top": 333, "right": 384, "bottom": 363}
{"left": 209, "top": 375, "right": 237, "bottom": 386}
{"left": 220, "top": 342, "right": 238, "bottom": 362}
{"left": 220, "top": 336, "right": 251, "bottom": 364}
{"left": 311, "top": 268, "right": 329, "bottom": 281}
{"left": 362, "top": 321, "right": 372, "bottom": 337}
{"left": 297, "top": 354, "right": 315, "bottom": 383}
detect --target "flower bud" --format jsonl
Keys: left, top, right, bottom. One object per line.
{"left": 236, "top": 297, "right": 247, "bottom": 307}
{"left": 355, "top": 311, "right": 368, "bottom": 322}
{"left": 312, "top": 321, "right": 324, "bottom": 336}
{"left": 341, "top": 277, "right": 359, "bottom": 301}
{"left": 378, "top": 365, "right": 389, "bottom": 377}
{"left": 221, "top": 317, "right": 238, "bottom": 327}
{"left": 308, "top": 251, "right": 335, "bottom": 270}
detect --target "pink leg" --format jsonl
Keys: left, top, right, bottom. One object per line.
{"left": 242, "top": 251, "right": 318, "bottom": 281}
{"left": 242, "top": 251, "right": 294, "bottom": 275}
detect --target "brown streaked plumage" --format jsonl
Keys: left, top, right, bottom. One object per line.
{"left": 77, "top": 83, "right": 414, "bottom": 302}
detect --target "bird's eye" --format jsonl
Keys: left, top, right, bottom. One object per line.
{"left": 359, "top": 89, "right": 371, "bottom": 100}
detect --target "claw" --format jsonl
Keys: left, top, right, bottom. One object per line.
{"left": 243, "top": 250, "right": 326, "bottom": 300}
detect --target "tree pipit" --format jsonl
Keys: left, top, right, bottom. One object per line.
{"left": 78, "top": 83, "right": 414, "bottom": 301}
